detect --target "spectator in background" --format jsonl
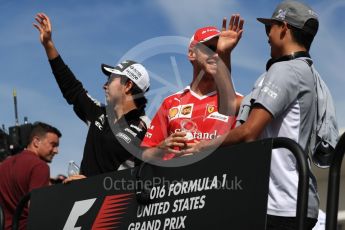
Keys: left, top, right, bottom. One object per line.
{"left": 0, "top": 122, "right": 61, "bottom": 230}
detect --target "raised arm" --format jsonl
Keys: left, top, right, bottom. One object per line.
{"left": 33, "top": 13, "right": 102, "bottom": 123}
{"left": 216, "top": 14, "right": 244, "bottom": 116}
{"left": 33, "top": 13, "right": 59, "bottom": 60}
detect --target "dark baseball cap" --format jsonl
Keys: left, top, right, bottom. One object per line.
{"left": 257, "top": 0, "right": 319, "bottom": 36}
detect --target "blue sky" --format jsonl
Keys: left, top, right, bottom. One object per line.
{"left": 1, "top": 0, "right": 344, "bottom": 176}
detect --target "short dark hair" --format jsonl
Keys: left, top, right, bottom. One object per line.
{"left": 289, "top": 19, "right": 318, "bottom": 51}
{"left": 28, "top": 122, "right": 61, "bottom": 143}
{"left": 120, "top": 77, "right": 148, "bottom": 116}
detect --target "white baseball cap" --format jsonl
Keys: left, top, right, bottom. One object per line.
{"left": 101, "top": 60, "right": 150, "bottom": 92}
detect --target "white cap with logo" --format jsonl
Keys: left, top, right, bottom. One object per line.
{"left": 101, "top": 60, "right": 150, "bottom": 92}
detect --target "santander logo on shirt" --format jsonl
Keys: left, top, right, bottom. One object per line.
{"left": 173, "top": 128, "right": 219, "bottom": 140}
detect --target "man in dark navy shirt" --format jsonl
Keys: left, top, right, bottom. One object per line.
{"left": 34, "top": 13, "right": 150, "bottom": 178}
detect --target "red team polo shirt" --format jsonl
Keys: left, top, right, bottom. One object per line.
{"left": 141, "top": 86, "right": 241, "bottom": 160}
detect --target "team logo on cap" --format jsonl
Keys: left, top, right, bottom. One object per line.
{"left": 308, "top": 10, "right": 318, "bottom": 17}
{"left": 275, "top": 9, "right": 288, "bottom": 20}
{"left": 125, "top": 66, "right": 141, "bottom": 81}
{"left": 116, "top": 60, "right": 134, "bottom": 71}
{"left": 201, "top": 28, "right": 219, "bottom": 35}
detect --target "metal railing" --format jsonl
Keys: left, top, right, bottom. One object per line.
{"left": 136, "top": 137, "right": 310, "bottom": 230}
{"left": 326, "top": 132, "right": 345, "bottom": 230}
{"left": 272, "top": 137, "right": 309, "bottom": 230}
{"left": 12, "top": 138, "right": 311, "bottom": 230}
{"left": 0, "top": 203, "right": 4, "bottom": 230}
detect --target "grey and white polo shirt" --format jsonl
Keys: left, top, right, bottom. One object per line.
{"left": 253, "top": 58, "right": 319, "bottom": 218}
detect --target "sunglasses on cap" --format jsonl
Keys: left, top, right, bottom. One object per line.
{"left": 265, "top": 20, "right": 284, "bottom": 36}
{"left": 196, "top": 43, "right": 218, "bottom": 53}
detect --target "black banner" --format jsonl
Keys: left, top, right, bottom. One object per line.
{"left": 28, "top": 139, "right": 272, "bottom": 230}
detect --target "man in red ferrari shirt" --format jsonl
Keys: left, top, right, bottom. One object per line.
{"left": 141, "top": 15, "right": 244, "bottom": 161}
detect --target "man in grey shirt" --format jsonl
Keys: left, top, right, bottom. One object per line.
{"left": 184, "top": 1, "right": 337, "bottom": 229}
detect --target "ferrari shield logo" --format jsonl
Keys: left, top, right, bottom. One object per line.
{"left": 207, "top": 105, "right": 215, "bottom": 114}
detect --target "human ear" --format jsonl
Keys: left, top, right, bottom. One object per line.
{"left": 32, "top": 136, "right": 41, "bottom": 148}
{"left": 280, "top": 22, "right": 288, "bottom": 38}
{"left": 188, "top": 48, "right": 196, "bottom": 61}
{"left": 125, "top": 80, "right": 134, "bottom": 94}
